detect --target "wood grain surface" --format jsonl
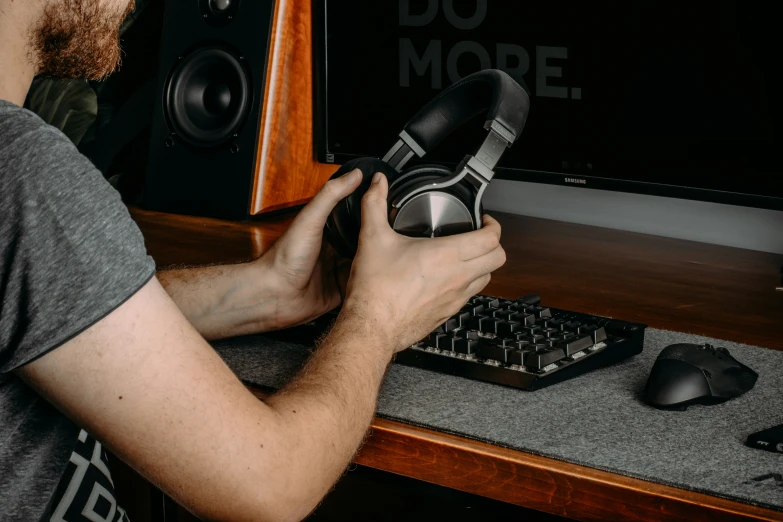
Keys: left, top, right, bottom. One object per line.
{"left": 352, "top": 417, "right": 783, "bottom": 522}
{"left": 250, "top": 0, "right": 336, "bottom": 214}
{"left": 128, "top": 206, "right": 783, "bottom": 521}
{"left": 131, "top": 207, "right": 783, "bottom": 350}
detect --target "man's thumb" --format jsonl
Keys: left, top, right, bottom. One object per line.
{"left": 360, "top": 172, "right": 390, "bottom": 233}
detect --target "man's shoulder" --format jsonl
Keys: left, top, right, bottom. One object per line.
{"left": 0, "top": 100, "right": 100, "bottom": 199}
{"left": 0, "top": 99, "right": 64, "bottom": 150}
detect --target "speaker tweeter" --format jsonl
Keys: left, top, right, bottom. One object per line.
{"left": 199, "top": 0, "right": 241, "bottom": 25}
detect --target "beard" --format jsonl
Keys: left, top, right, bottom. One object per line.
{"left": 32, "top": 0, "right": 136, "bottom": 81}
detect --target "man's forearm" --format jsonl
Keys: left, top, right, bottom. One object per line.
{"left": 158, "top": 264, "right": 391, "bottom": 519}
{"left": 157, "top": 263, "right": 274, "bottom": 340}
{"left": 263, "top": 305, "right": 394, "bottom": 521}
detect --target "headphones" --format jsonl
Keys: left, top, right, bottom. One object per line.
{"left": 324, "top": 69, "right": 530, "bottom": 258}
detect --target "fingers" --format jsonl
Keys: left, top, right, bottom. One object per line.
{"left": 441, "top": 214, "right": 502, "bottom": 261}
{"left": 463, "top": 244, "right": 506, "bottom": 281}
{"left": 359, "top": 173, "right": 391, "bottom": 237}
{"left": 465, "top": 273, "right": 492, "bottom": 297}
{"left": 292, "top": 168, "right": 363, "bottom": 235}
{"left": 482, "top": 214, "right": 501, "bottom": 240}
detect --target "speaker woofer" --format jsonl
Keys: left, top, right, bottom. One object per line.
{"left": 165, "top": 47, "right": 250, "bottom": 148}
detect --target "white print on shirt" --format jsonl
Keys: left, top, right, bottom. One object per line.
{"left": 49, "top": 430, "right": 129, "bottom": 522}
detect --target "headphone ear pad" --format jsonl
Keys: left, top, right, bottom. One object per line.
{"left": 324, "top": 159, "right": 366, "bottom": 258}
{"left": 324, "top": 158, "right": 400, "bottom": 257}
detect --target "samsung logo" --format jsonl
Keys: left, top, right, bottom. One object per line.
{"left": 565, "top": 177, "right": 587, "bottom": 185}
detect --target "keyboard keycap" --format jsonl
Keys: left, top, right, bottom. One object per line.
{"left": 492, "top": 310, "right": 512, "bottom": 320}
{"left": 543, "top": 328, "right": 560, "bottom": 338}
{"left": 481, "top": 318, "right": 502, "bottom": 333}
{"left": 547, "top": 318, "right": 565, "bottom": 330}
{"left": 520, "top": 314, "right": 536, "bottom": 326}
{"left": 454, "top": 338, "right": 480, "bottom": 355}
{"left": 442, "top": 318, "right": 459, "bottom": 332}
{"left": 532, "top": 306, "right": 552, "bottom": 318}
{"left": 525, "top": 348, "right": 566, "bottom": 370}
{"left": 428, "top": 333, "right": 449, "bottom": 349}
{"left": 557, "top": 335, "right": 594, "bottom": 356}
{"left": 455, "top": 311, "right": 472, "bottom": 327}
{"left": 497, "top": 320, "right": 522, "bottom": 336}
{"left": 509, "top": 349, "right": 531, "bottom": 366}
{"left": 565, "top": 321, "right": 584, "bottom": 332}
{"left": 591, "top": 326, "right": 608, "bottom": 343}
{"left": 468, "top": 315, "right": 488, "bottom": 330}
{"left": 479, "top": 343, "right": 514, "bottom": 364}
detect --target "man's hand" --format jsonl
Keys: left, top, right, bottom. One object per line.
{"left": 342, "top": 172, "right": 506, "bottom": 353}
{"left": 157, "top": 169, "right": 362, "bottom": 339}
{"left": 157, "top": 166, "right": 504, "bottom": 344}
{"left": 252, "top": 168, "right": 362, "bottom": 330}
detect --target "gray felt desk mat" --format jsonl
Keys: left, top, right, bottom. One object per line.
{"left": 211, "top": 329, "right": 783, "bottom": 511}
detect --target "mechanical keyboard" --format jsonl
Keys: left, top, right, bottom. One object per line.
{"left": 272, "top": 293, "right": 647, "bottom": 391}
{"left": 394, "top": 294, "right": 647, "bottom": 391}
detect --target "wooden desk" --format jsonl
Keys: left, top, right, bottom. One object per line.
{"left": 129, "top": 207, "right": 783, "bottom": 522}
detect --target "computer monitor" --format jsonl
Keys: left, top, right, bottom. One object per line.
{"left": 313, "top": 1, "right": 783, "bottom": 210}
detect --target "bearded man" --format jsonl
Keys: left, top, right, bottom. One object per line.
{"left": 0, "top": 1, "right": 505, "bottom": 520}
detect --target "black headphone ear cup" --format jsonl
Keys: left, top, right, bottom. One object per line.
{"left": 324, "top": 158, "right": 400, "bottom": 257}
{"left": 324, "top": 159, "right": 365, "bottom": 258}
{"left": 324, "top": 210, "right": 355, "bottom": 260}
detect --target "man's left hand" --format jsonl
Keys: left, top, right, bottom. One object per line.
{"left": 252, "top": 168, "right": 362, "bottom": 330}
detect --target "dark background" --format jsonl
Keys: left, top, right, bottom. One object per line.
{"left": 317, "top": 1, "right": 782, "bottom": 208}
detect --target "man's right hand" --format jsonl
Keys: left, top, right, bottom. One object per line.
{"left": 343, "top": 172, "right": 507, "bottom": 353}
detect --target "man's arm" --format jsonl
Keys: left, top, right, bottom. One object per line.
{"left": 16, "top": 173, "right": 505, "bottom": 521}
{"left": 157, "top": 170, "right": 361, "bottom": 341}
{"left": 19, "top": 276, "right": 390, "bottom": 522}
{"left": 156, "top": 262, "right": 278, "bottom": 341}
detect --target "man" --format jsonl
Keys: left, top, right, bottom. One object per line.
{"left": 0, "top": 0, "right": 506, "bottom": 520}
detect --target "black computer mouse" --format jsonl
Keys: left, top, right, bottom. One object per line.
{"left": 644, "top": 343, "right": 758, "bottom": 410}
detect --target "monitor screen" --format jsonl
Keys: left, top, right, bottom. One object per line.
{"left": 314, "top": 1, "right": 783, "bottom": 210}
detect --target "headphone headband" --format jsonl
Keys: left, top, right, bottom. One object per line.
{"left": 382, "top": 69, "right": 530, "bottom": 172}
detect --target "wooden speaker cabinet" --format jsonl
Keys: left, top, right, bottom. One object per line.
{"left": 143, "top": 0, "right": 335, "bottom": 219}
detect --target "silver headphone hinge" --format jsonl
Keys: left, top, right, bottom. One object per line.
{"left": 382, "top": 132, "right": 426, "bottom": 171}
{"left": 460, "top": 156, "right": 494, "bottom": 187}
{"left": 474, "top": 121, "right": 514, "bottom": 175}
{"left": 399, "top": 130, "right": 426, "bottom": 158}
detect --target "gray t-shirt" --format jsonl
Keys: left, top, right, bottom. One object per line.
{"left": 0, "top": 100, "right": 156, "bottom": 521}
